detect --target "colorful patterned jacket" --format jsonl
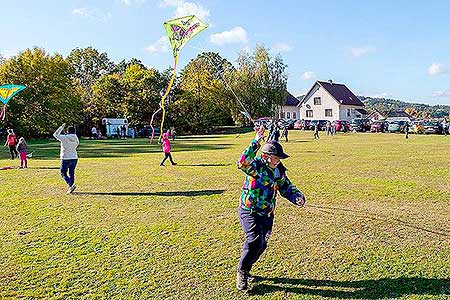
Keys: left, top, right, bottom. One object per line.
{"left": 238, "top": 139, "right": 305, "bottom": 217}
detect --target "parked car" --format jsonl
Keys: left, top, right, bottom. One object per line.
{"left": 370, "top": 121, "right": 384, "bottom": 133}
{"left": 278, "top": 119, "right": 296, "bottom": 129}
{"left": 423, "top": 121, "right": 441, "bottom": 134}
{"left": 387, "top": 121, "right": 401, "bottom": 133}
{"left": 254, "top": 117, "right": 271, "bottom": 129}
{"left": 333, "top": 120, "right": 350, "bottom": 132}
{"left": 350, "top": 118, "right": 371, "bottom": 132}
{"left": 309, "top": 120, "right": 328, "bottom": 130}
{"left": 136, "top": 125, "right": 160, "bottom": 138}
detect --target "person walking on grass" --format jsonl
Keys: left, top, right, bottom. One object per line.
{"left": 53, "top": 123, "right": 79, "bottom": 194}
{"left": 4, "top": 129, "right": 18, "bottom": 159}
{"left": 282, "top": 126, "right": 288, "bottom": 142}
{"left": 160, "top": 129, "right": 177, "bottom": 166}
{"left": 313, "top": 123, "right": 320, "bottom": 140}
{"left": 404, "top": 122, "right": 410, "bottom": 140}
{"left": 236, "top": 125, "right": 306, "bottom": 291}
{"left": 16, "top": 137, "right": 28, "bottom": 169}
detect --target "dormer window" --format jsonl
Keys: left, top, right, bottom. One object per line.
{"left": 313, "top": 97, "right": 321, "bottom": 105}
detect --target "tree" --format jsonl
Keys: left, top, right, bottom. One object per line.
{"left": 91, "top": 73, "right": 126, "bottom": 121}
{"left": 229, "top": 45, "right": 287, "bottom": 125}
{"left": 121, "top": 64, "right": 168, "bottom": 126}
{"left": 0, "top": 47, "right": 82, "bottom": 136}
{"left": 171, "top": 52, "right": 233, "bottom": 133}
{"left": 67, "top": 47, "right": 115, "bottom": 129}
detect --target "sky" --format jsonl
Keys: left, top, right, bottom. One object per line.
{"left": 1, "top": 0, "right": 450, "bottom": 105}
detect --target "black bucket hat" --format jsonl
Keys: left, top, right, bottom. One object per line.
{"left": 261, "top": 140, "right": 289, "bottom": 159}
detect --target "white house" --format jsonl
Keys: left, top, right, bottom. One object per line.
{"left": 278, "top": 92, "right": 301, "bottom": 120}
{"left": 385, "top": 111, "right": 412, "bottom": 123}
{"left": 298, "top": 80, "right": 366, "bottom": 121}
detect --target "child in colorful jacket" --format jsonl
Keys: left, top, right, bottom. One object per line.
{"left": 236, "top": 125, "right": 306, "bottom": 290}
{"left": 160, "top": 130, "right": 177, "bottom": 166}
{"left": 16, "top": 137, "right": 28, "bottom": 168}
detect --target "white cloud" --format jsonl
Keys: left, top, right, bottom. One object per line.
{"left": 272, "top": 42, "right": 293, "bottom": 53}
{"left": 301, "top": 71, "right": 316, "bottom": 80}
{"left": 145, "top": 36, "right": 170, "bottom": 54}
{"left": 432, "top": 90, "right": 450, "bottom": 97}
{"left": 120, "top": 0, "right": 146, "bottom": 6}
{"left": 210, "top": 27, "right": 248, "bottom": 45}
{"left": 72, "top": 7, "right": 111, "bottom": 22}
{"left": 428, "top": 63, "right": 447, "bottom": 75}
{"left": 370, "top": 92, "right": 392, "bottom": 98}
{"left": 350, "top": 46, "right": 375, "bottom": 57}
{"left": 160, "top": 0, "right": 210, "bottom": 21}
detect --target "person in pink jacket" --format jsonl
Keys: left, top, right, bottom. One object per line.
{"left": 160, "top": 130, "right": 177, "bottom": 166}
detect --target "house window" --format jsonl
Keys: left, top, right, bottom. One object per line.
{"left": 347, "top": 109, "right": 351, "bottom": 117}
{"left": 287, "top": 112, "right": 291, "bottom": 119}
{"left": 306, "top": 110, "right": 313, "bottom": 118}
{"left": 293, "top": 112, "right": 297, "bottom": 119}
{"left": 325, "top": 109, "right": 333, "bottom": 117}
{"left": 314, "top": 97, "right": 321, "bottom": 105}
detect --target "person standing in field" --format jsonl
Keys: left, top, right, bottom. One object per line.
{"left": 404, "top": 122, "right": 410, "bottom": 139}
{"left": 16, "top": 137, "right": 28, "bottom": 168}
{"left": 236, "top": 125, "right": 306, "bottom": 291}
{"left": 4, "top": 129, "right": 18, "bottom": 159}
{"left": 53, "top": 123, "right": 79, "bottom": 194}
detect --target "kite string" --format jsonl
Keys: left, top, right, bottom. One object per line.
{"left": 158, "top": 55, "right": 179, "bottom": 142}
{"left": 0, "top": 104, "right": 6, "bottom": 121}
{"left": 188, "top": 45, "right": 254, "bottom": 123}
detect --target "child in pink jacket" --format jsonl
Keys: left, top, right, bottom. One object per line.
{"left": 160, "top": 130, "right": 177, "bottom": 166}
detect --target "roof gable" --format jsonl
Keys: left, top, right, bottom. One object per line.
{"left": 285, "top": 91, "right": 300, "bottom": 106}
{"left": 317, "top": 81, "right": 364, "bottom": 106}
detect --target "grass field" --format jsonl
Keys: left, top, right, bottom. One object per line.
{"left": 1, "top": 131, "right": 449, "bottom": 299}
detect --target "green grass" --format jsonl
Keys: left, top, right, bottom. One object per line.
{"left": 1, "top": 131, "right": 449, "bottom": 299}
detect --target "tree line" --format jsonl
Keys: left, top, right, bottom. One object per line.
{"left": 0, "top": 45, "right": 287, "bottom": 137}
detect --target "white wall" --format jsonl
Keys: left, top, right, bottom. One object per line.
{"left": 280, "top": 106, "right": 300, "bottom": 119}
{"left": 299, "top": 85, "right": 339, "bottom": 120}
{"left": 338, "top": 105, "right": 365, "bottom": 121}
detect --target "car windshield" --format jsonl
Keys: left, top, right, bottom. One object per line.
{"left": 424, "top": 122, "right": 438, "bottom": 126}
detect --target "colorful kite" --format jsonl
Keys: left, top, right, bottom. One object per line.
{"left": 149, "top": 15, "right": 207, "bottom": 143}
{"left": 0, "top": 84, "right": 26, "bottom": 120}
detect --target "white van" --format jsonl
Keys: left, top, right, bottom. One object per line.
{"left": 102, "top": 118, "right": 128, "bottom": 138}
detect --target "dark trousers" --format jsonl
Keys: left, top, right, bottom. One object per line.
{"left": 160, "top": 152, "right": 175, "bottom": 165}
{"left": 60, "top": 159, "right": 78, "bottom": 187}
{"left": 238, "top": 207, "right": 274, "bottom": 272}
{"left": 8, "top": 145, "right": 18, "bottom": 159}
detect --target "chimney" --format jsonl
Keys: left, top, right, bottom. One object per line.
{"left": 328, "top": 79, "right": 333, "bottom": 84}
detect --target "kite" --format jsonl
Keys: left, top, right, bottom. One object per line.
{"left": 0, "top": 84, "right": 26, "bottom": 120}
{"left": 149, "top": 15, "right": 207, "bottom": 143}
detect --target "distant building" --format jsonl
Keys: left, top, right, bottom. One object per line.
{"left": 278, "top": 92, "right": 301, "bottom": 120}
{"left": 298, "top": 80, "right": 366, "bottom": 121}
{"left": 385, "top": 111, "right": 413, "bottom": 122}
{"left": 366, "top": 110, "right": 386, "bottom": 122}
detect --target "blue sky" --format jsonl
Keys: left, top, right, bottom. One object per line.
{"left": 2, "top": 0, "right": 450, "bottom": 105}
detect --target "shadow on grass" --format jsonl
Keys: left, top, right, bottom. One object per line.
{"left": 30, "top": 166, "right": 60, "bottom": 169}
{"left": 250, "top": 277, "right": 450, "bottom": 298}
{"left": 75, "top": 189, "right": 225, "bottom": 197}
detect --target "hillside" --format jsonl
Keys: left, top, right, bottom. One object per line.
{"left": 358, "top": 96, "right": 450, "bottom": 118}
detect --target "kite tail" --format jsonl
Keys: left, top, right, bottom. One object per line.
{"left": 0, "top": 105, "right": 6, "bottom": 121}
{"left": 149, "top": 106, "right": 162, "bottom": 144}
{"left": 158, "top": 55, "right": 178, "bottom": 142}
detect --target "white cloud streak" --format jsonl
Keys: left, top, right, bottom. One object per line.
{"left": 428, "top": 63, "right": 447, "bottom": 75}
{"left": 432, "top": 90, "right": 450, "bottom": 97}
{"left": 72, "top": 7, "right": 111, "bottom": 22}
{"left": 145, "top": 36, "right": 170, "bottom": 54}
{"left": 301, "top": 71, "right": 316, "bottom": 80}
{"left": 272, "top": 42, "right": 293, "bottom": 53}
{"left": 210, "top": 27, "right": 248, "bottom": 45}
{"left": 120, "top": 0, "right": 146, "bottom": 6}
{"left": 160, "top": 0, "right": 210, "bottom": 20}
{"left": 350, "top": 46, "right": 376, "bottom": 57}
